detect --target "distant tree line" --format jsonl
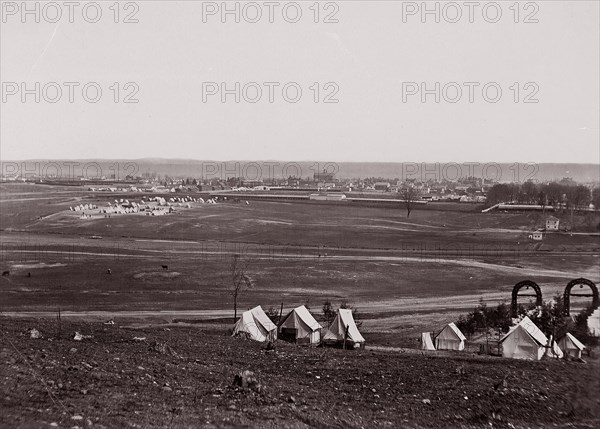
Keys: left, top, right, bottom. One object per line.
{"left": 486, "top": 180, "right": 600, "bottom": 209}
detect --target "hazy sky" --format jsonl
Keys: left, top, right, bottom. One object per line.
{"left": 1, "top": 1, "right": 599, "bottom": 163}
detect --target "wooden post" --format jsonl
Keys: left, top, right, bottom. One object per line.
{"left": 278, "top": 302, "right": 284, "bottom": 325}
{"left": 343, "top": 324, "right": 350, "bottom": 350}
{"left": 56, "top": 308, "right": 61, "bottom": 339}
{"left": 570, "top": 207, "right": 574, "bottom": 235}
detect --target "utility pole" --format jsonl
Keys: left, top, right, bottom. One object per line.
{"left": 278, "top": 302, "right": 284, "bottom": 325}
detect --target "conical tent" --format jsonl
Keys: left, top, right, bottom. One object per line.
{"left": 323, "top": 309, "right": 365, "bottom": 347}
{"left": 558, "top": 332, "right": 585, "bottom": 359}
{"left": 421, "top": 332, "right": 436, "bottom": 350}
{"left": 278, "top": 305, "right": 322, "bottom": 344}
{"left": 500, "top": 316, "right": 548, "bottom": 360}
{"left": 232, "top": 306, "right": 277, "bottom": 342}
{"left": 435, "top": 323, "right": 466, "bottom": 351}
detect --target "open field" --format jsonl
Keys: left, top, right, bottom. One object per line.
{"left": 1, "top": 183, "right": 599, "bottom": 334}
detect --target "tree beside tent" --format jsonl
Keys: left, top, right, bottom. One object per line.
{"left": 227, "top": 254, "right": 253, "bottom": 322}
{"left": 544, "top": 335, "right": 564, "bottom": 359}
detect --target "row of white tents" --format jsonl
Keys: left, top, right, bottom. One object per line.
{"left": 78, "top": 196, "right": 215, "bottom": 217}
{"left": 150, "top": 196, "right": 216, "bottom": 205}
{"left": 72, "top": 195, "right": 220, "bottom": 217}
{"left": 70, "top": 204, "right": 98, "bottom": 211}
{"left": 421, "top": 317, "right": 586, "bottom": 360}
{"left": 235, "top": 306, "right": 587, "bottom": 359}
{"left": 233, "top": 305, "right": 365, "bottom": 348}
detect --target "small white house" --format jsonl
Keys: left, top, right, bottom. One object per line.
{"left": 546, "top": 216, "right": 560, "bottom": 231}
{"left": 529, "top": 231, "right": 543, "bottom": 241}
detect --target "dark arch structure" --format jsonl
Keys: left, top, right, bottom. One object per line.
{"left": 511, "top": 280, "right": 543, "bottom": 317}
{"left": 563, "top": 278, "right": 599, "bottom": 316}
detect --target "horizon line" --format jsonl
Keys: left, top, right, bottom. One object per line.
{"left": 1, "top": 158, "right": 599, "bottom": 166}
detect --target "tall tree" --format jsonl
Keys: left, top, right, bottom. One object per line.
{"left": 322, "top": 300, "right": 335, "bottom": 326}
{"left": 400, "top": 186, "right": 417, "bottom": 218}
{"left": 227, "top": 254, "right": 253, "bottom": 322}
{"left": 571, "top": 185, "right": 590, "bottom": 209}
{"left": 522, "top": 180, "right": 538, "bottom": 204}
{"left": 592, "top": 187, "right": 600, "bottom": 210}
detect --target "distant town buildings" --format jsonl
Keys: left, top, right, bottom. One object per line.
{"left": 373, "top": 182, "right": 391, "bottom": 191}
{"left": 313, "top": 170, "right": 336, "bottom": 183}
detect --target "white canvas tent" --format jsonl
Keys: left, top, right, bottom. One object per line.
{"left": 500, "top": 316, "right": 548, "bottom": 360}
{"left": 232, "top": 306, "right": 277, "bottom": 342}
{"left": 323, "top": 309, "right": 365, "bottom": 348}
{"left": 421, "top": 332, "right": 436, "bottom": 350}
{"left": 435, "top": 323, "right": 466, "bottom": 351}
{"left": 278, "top": 305, "right": 323, "bottom": 344}
{"left": 558, "top": 332, "right": 585, "bottom": 359}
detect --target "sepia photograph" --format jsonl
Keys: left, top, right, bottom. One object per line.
{"left": 1, "top": 1, "right": 599, "bottom": 428}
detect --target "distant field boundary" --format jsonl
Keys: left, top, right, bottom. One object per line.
{"left": 208, "top": 192, "right": 482, "bottom": 211}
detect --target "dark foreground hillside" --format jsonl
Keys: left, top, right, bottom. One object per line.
{"left": 1, "top": 318, "right": 599, "bottom": 429}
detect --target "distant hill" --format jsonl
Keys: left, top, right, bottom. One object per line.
{"left": 1, "top": 159, "right": 598, "bottom": 183}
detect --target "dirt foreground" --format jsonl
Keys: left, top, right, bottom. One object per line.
{"left": 1, "top": 317, "right": 599, "bottom": 429}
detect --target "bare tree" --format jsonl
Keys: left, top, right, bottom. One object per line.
{"left": 322, "top": 300, "right": 335, "bottom": 326}
{"left": 400, "top": 186, "right": 417, "bottom": 218}
{"left": 228, "top": 254, "right": 253, "bottom": 322}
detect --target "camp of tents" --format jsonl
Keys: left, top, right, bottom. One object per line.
{"left": 232, "top": 305, "right": 587, "bottom": 362}
{"left": 498, "top": 316, "right": 579, "bottom": 361}
{"left": 417, "top": 316, "right": 587, "bottom": 362}
{"left": 232, "top": 305, "right": 365, "bottom": 348}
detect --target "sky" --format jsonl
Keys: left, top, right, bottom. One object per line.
{"left": 1, "top": 0, "right": 599, "bottom": 163}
